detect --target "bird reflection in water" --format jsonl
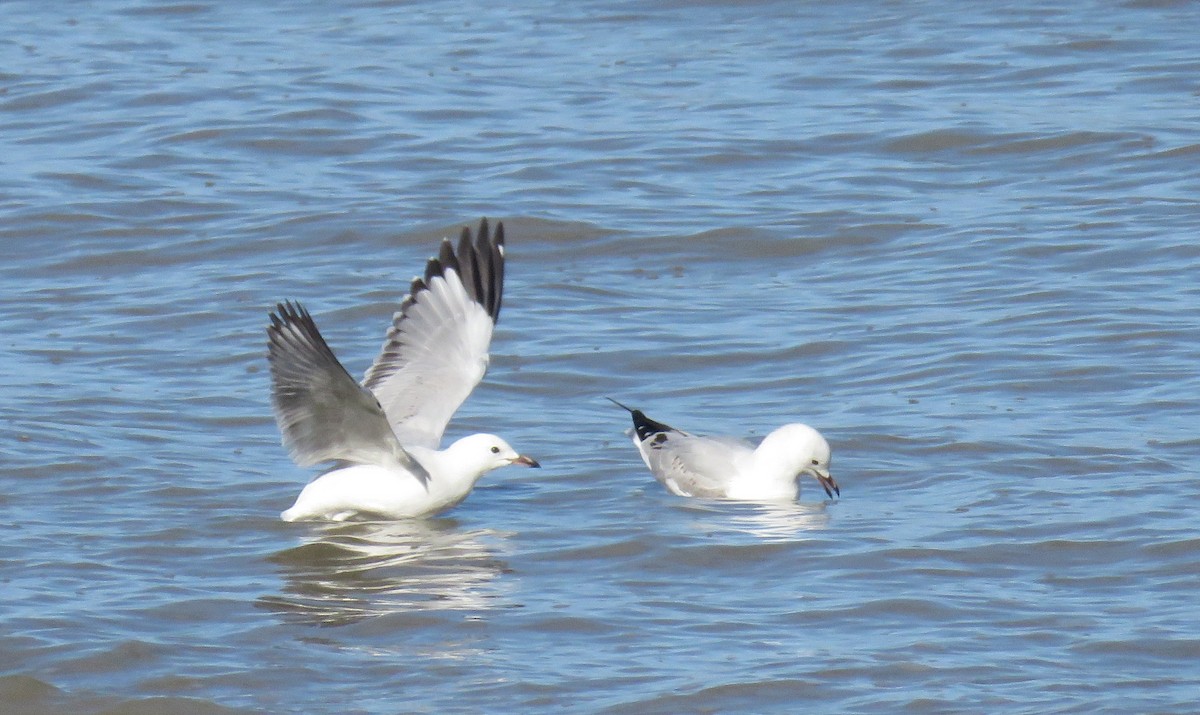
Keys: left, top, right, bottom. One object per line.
{"left": 684, "top": 500, "right": 832, "bottom": 541}
{"left": 260, "top": 518, "right": 510, "bottom": 627}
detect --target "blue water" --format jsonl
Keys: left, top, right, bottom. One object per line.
{"left": 2, "top": 1, "right": 1199, "bottom": 713}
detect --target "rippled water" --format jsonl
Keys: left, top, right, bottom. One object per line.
{"left": 3, "top": 1, "right": 1199, "bottom": 713}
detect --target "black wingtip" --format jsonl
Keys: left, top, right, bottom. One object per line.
{"left": 438, "top": 238, "right": 459, "bottom": 276}
{"left": 605, "top": 396, "right": 635, "bottom": 413}
{"left": 473, "top": 217, "right": 504, "bottom": 321}
{"left": 386, "top": 218, "right": 506, "bottom": 338}
{"left": 606, "top": 398, "right": 676, "bottom": 442}
{"left": 269, "top": 300, "right": 307, "bottom": 331}
{"left": 439, "top": 218, "right": 504, "bottom": 323}
{"left": 266, "top": 299, "right": 345, "bottom": 386}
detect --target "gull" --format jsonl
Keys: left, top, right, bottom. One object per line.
{"left": 268, "top": 219, "right": 539, "bottom": 522}
{"left": 607, "top": 399, "right": 839, "bottom": 502}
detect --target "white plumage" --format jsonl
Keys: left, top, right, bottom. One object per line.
{"left": 609, "top": 399, "right": 838, "bottom": 502}
{"left": 268, "top": 219, "right": 538, "bottom": 522}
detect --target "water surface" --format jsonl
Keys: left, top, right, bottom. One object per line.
{"left": 2, "top": 1, "right": 1199, "bottom": 712}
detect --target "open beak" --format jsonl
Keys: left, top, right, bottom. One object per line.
{"left": 511, "top": 454, "right": 541, "bottom": 468}
{"left": 811, "top": 468, "right": 840, "bottom": 499}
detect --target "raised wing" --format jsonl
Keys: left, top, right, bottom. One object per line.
{"left": 362, "top": 219, "right": 505, "bottom": 449}
{"left": 267, "top": 301, "right": 428, "bottom": 483}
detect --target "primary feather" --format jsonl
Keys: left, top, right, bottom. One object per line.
{"left": 267, "top": 219, "right": 538, "bottom": 521}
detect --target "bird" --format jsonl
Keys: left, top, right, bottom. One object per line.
{"left": 267, "top": 219, "right": 539, "bottom": 522}
{"left": 607, "top": 398, "right": 838, "bottom": 502}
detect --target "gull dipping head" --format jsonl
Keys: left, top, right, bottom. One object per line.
{"left": 608, "top": 398, "right": 839, "bottom": 503}
{"left": 756, "top": 422, "right": 839, "bottom": 499}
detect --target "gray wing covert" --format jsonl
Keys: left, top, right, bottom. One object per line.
{"left": 645, "top": 433, "right": 751, "bottom": 498}
{"left": 267, "top": 301, "right": 426, "bottom": 482}
{"left": 362, "top": 219, "right": 504, "bottom": 449}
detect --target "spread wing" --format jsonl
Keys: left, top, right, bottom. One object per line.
{"left": 361, "top": 219, "right": 504, "bottom": 449}
{"left": 267, "top": 301, "right": 428, "bottom": 483}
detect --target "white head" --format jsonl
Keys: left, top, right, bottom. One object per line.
{"left": 756, "top": 423, "right": 839, "bottom": 498}
{"left": 446, "top": 433, "right": 540, "bottom": 478}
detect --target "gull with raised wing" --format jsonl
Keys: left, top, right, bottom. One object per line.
{"left": 608, "top": 399, "right": 838, "bottom": 502}
{"left": 268, "top": 219, "right": 539, "bottom": 522}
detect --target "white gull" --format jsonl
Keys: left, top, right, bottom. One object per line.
{"left": 268, "top": 219, "right": 539, "bottom": 522}
{"left": 608, "top": 399, "right": 838, "bottom": 502}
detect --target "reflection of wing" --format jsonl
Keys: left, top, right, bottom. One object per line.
{"left": 645, "top": 433, "right": 755, "bottom": 498}
{"left": 263, "top": 521, "right": 508, "bottom": 626}
{"left": 362, "top": 220, "right": 504, "bottom": 449}
{"left": 267, "top": 302, "right": 423, "bottom": 478}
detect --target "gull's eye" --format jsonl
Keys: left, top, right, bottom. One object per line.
{"left": 491, "top": 446, "right": 500, "bottom": 454}
{"left": 811, "top": 459, "right": 820, "bottom": 465}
